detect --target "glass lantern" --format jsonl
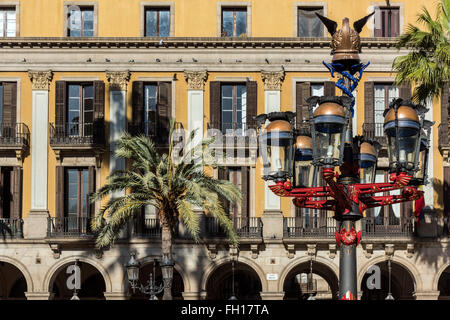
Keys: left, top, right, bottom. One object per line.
{"left": 259, "top": 119, "right": 294, "bottom": 181}
{"left": 126, "top": 252, "right": 140, "bottom": 284}
{"left": 308, "top": 96, "right": 350, "bottom": 167}
{"left": 412, "top": 120, "right": 433, "bottom": 185}
{"left": 384, "top": 100, "right": 421, "bottom": 174}
{"left": 160, "top": 254, "right": 175, "bottom": 283}
{"left": 293, "top": 135, "right": 315, "bottom": 187}
{"left": 357, "top": 141, "right": 379, "bottom": 184}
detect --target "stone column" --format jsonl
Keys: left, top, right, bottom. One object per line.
{"left": 184, "top": 70, "right": 208, "bottom": 150}
{"left": 106, "top": 71, "right": 130, "bottom": 237}
{"left": 184, "top": 71, "right": 208, "bottom": 215}
{"left": 260, "top": 292, "right": 285, "bottom": 300}
{"left": 24, "top": 70, "right": 53, "bottom": 239}
{"left": 25, "top": 292, "right": 54, "bottom": 300}
{"left": 261, "top": 70, "right": 285, "bottom": 238}
{"left": 413, "top": 291, "right": 440, "bottom": 300}
{"left": 106, "top": 71, "right": 130, "bottom": 196}
{"left": 103, "top": 292, "right": 129, "bottom": 300}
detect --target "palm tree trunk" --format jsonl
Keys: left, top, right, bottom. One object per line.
{"left": 161, "top": 221, "right": 173, "bottom": 300}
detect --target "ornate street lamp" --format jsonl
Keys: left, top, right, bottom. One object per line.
{"left": 385, "top": 258, "right": 394, "bottom": 300}
{"left": 126, "top": 253, "right": 167, "bottom": 300}
{"left": 257, "top": 112, "right": 296, "bottom": 183}
{"left": 293, "top": 135, "right": 315, "bottom": 188}
{"left": 411, "top": 119, "right": 434, "bottom": 186}
{"left": 160, "top": 253, "right": 175, "bottom": 300}
{"left": 356, "top": 140, "right": 381, "bottom": 184}
{"left": 229, "top": 259, "right": 237, "bottom": 300}
{"left": 257, "top": 11, "right": 430, "bottom": 300}
{"left": 307, "top": 96, "right": 352, "bottom": 167}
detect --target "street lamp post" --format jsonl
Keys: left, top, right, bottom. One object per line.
{"left": 126, "top": 252, "right": 173, "bottom": 300}
{"left": 256, "top": 11, "right": 432, "bottom": 300}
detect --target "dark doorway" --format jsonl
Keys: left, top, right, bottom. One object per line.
{"left": 360, "top": 261, "right": 415, "bottom": 300}
{"left": 206, "top": 262, "right": 262, "bottom": 300}
{"left": 0, "top": 261, "right": 27, "bottom": 300}
{"left": 438, "top": 265, "right": 450, "bottom": 300}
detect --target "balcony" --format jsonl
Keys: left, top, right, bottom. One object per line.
{"left": 0, "top": 218, "right": 23, "bottom": 239}
{"left": 283, "top": 217, "right": 337, "bottom": 238}
{"left": 0, "top": 123, "right": 30, "bottom": 161}
{"left": 362, "top": 123, "right": 387, "bottom": 146}
{"left": 47, "top": 217, "right": 95, "bottom": 238}
{"left": 132, "top": 218, "right": 161, "bottom": 239}
{"left": 49, "top": 121, "right": 105, "bottom": 151}
{"left": 361, "top": 216, "right": 414, "bottom": 239}
{"left": 205, "top": 216, "right": 262, "bottom": 238}
{"left": 206, "top": 122, "right": 258, "bottom": 164}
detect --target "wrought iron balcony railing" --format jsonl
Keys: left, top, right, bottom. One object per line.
{"left": 47, "top": 217, "right": 95, "bottom": 238}
{"left": 362, "top": 122, "right": 387, "bottom": 146}
{"left": 207, "top": 122, "right": 258, "bottom": 137}
{"left": 283, "top": 217, "right": 337, "bottom": 238}
{"left": 205, "top": 216, "right": 262, "bottom": 238}
{"left": 49, "top": 121, "right": 105, "bottom": 147}
{"left": 0, "top": 123, "right": 30, "bottom": 147}
{"left": 132, "top": 218, "right": 162, "bottom": 238}
{"left": 128, "top": 121, "right": 157, "bottom": 138}
{"left": 361, "top": 216, "right": 414, "bottom": 238}
{"left": 0, "top": 218, "right": 23, "bottom": 238}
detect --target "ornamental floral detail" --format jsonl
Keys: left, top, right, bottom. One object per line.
{"left": 335, "top": 227, "right": 361, "bottom": 247}
{"left": 28, "top": 70, "right": 53, "bottom": 90}
{"left": 184, "top": 70, "right": 208, "bottom": 90}
{"left": 261, "top": 70, "right": 285, "bottom": 91}
{"left": 106, "top": 71, "right": 131, "bottom": 91}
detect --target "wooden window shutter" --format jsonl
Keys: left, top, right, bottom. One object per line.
{"left": 296, "top": 82, "right": 311, "bottom": 129}
{"left": 12, "top": 166, "right": 22, "bottom": 220}
{"left": 441, "top": 82, "right": 449, "bottom": 124}
{"left": 364, "top": 82, "right": 375, "bottom": 124}
{"left": 132, "top": 81, "right": 145, "bottom": 125}
{"left": 241, "top": 166, "right": 249, "bottom": 219}
{"left": 444, "top": 167, "right": 450, "bottom": 216}
{"left": 391, "top": 9, "right": 400, "bottom": 37}
{"left": 158, "top": 82, "right": 172, "bottom": 144}
{"left": 246, "top": 81, "right": 257, "bottom": 129}
{"left": 88, "top": 166, "right": 96, "bottom": 219}
{"left": 55, "top": 81, "right": 67, "bottom": 132}
{"left": 374, "top": 9, "right": 382, "bottom": 37}
{"left": 324, "top": 81, "right": 336, "bottom": 96}
{"left": 399, "top": 84, "right": 411, "bottom": 100}
{"left": 55, "top": 166, "right": 65, "bottom": 220}
{"left": 401, "top": 200, "right": 411, "bottom": 227}
{"left": 209, "top": 82, "right": 221, "bottom": 130}
{"left": 2, "top": 82, "right": 17, "bottom": 125}
{"left": 93, "top": 81, "right": 105, "bottom": 120}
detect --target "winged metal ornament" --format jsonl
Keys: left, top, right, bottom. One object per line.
{"left": 316, "top": 12, "right": 374, "bottom": 64}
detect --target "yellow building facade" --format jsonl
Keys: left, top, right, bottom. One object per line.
{"left": 0, "top": 0, "right": 448, "bottom": 300}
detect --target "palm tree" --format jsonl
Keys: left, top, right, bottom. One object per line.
{"left": 91, "top": 119, "right": 241, "bottom": 299}
{"left": 392, "top": 0, "right": 450, "bottom": 103}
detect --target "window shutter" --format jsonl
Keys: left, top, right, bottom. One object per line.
{"left": 444, "top": 167, "right": 450, "bottom": 217}
{"left": 132, "top": 81, "right": 145, "bottom": 126}
{"left": 399, "top": 84, "right": 411, "bottom": 100}
{"left": 56, "top": 166, "right": 65, "bottom": 220}
{"left": 93, "top": 81, "right": 105, "bottom": 120}
{"left": 246, "top": 81, "right": 257, "bottom": 130}
{"left": 12, "top": 166, "right": 22, "bottom": 220}
{"left": 442, "top": 83, "right": 449, "bottom": 124}
{"left": 364, "top": 82, "right": 375, "bottom": 124}
{"left": 88, "top": 166, "right": 96, "bottom": 220}
{"left": 2, "top": 82, "right": 17, "bottom": 125}
{"left": 209, "top": 82, "right": 221, "bottom": 130}
{"left": 374, "top": 9, "right": 382, "bottom": 37}
{"left": 324, "top": 81, "right": 336, "bottom": 96}
{"left": 401, "top": 200, "right": 411, "bottom": 228}
{"left": 55, "top": 81, "right": 67, "bottom": 133}
{"left": 158, "top": 82, "right": 172, "bottom": 144}
{"left": 391, "top": 9, "right": 400, "bottom": 37}
{"left": 296, "top": 82, "right": 311, "bottom": 129}
{"left": 241, "top": 166, "right": 249, "bottom": 219}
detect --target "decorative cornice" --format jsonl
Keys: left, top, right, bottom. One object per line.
{"left": 0, "top": 37, "right": 401, "bottom": 49}
{"left": 28, "top": 70, "right": 53, "bottom": 90}
{"left": 106, "top": 70, "right": 130, "bottom": 91}
{"left": 184, "top": 70, "right": 208, "bottom": 90}
{"left": 261, "top": 70, "right": 285, "bottom": 91}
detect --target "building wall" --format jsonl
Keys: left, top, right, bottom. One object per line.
{"left": 0, "top": 0, "right": 448, "bottom": 300}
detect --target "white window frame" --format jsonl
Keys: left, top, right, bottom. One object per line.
{"left": 0, "top": 2, "right": 19, "bottom": 37}
{"left": 217, "top": 2, "right": 251, "bottom": 37}
{"left": 63, "top": 2, "right": 98, "bottom": 37}
{"left": 294, "top": 2, "right": 328, "bottom": 37}
{"left": 140, "top": 2, "right": 175, "bottom": 37}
